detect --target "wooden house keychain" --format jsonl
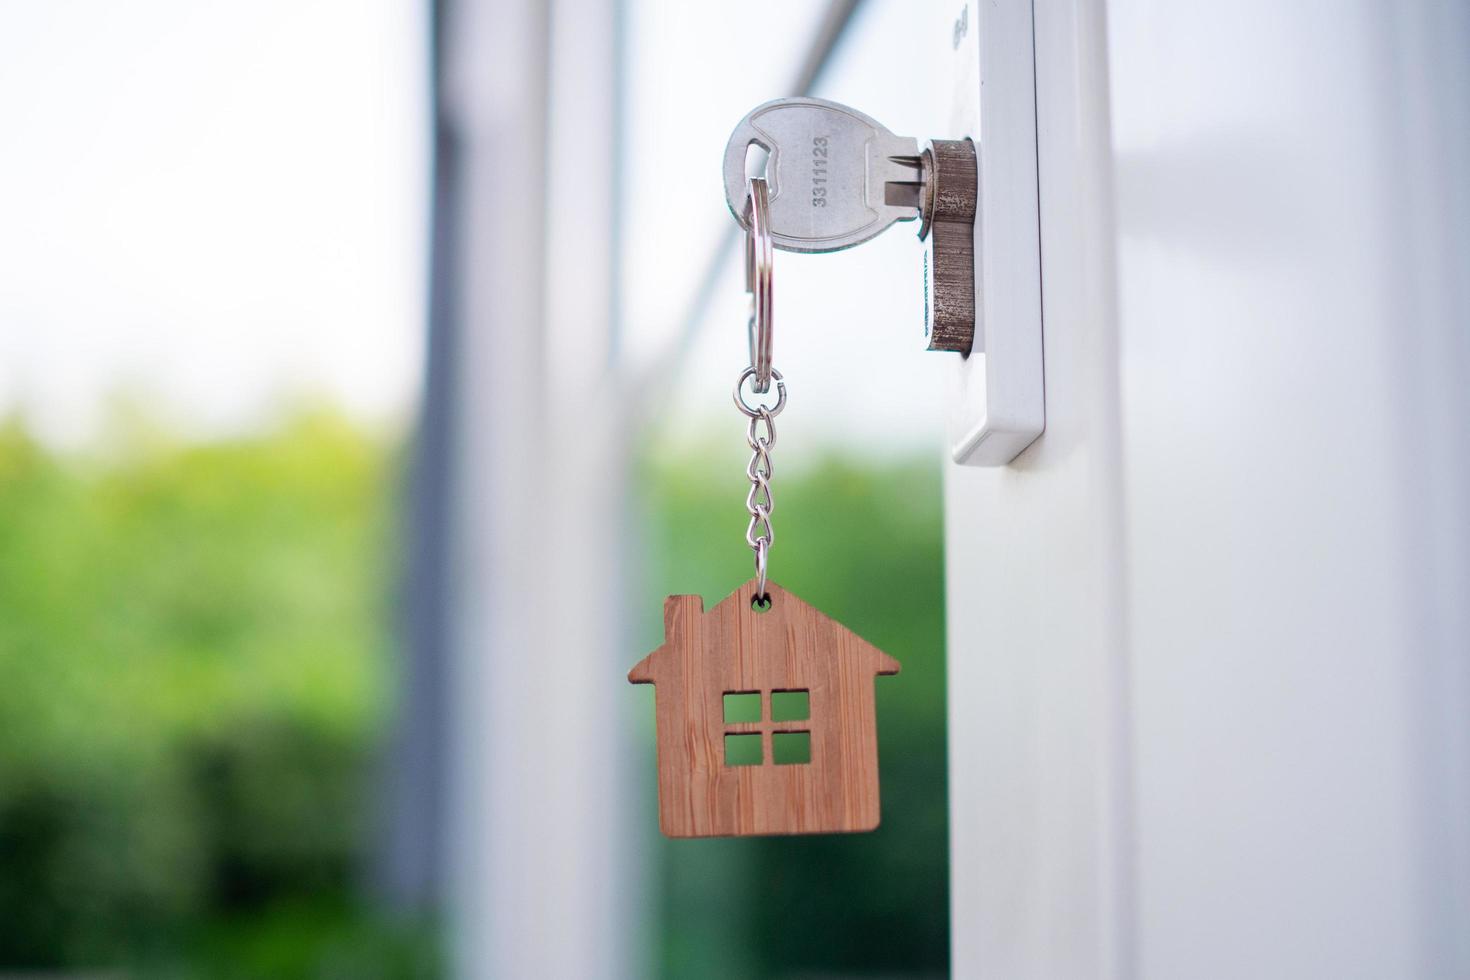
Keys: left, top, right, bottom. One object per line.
{"left": 628, "top": 175, "right": 900, "bottom": 838}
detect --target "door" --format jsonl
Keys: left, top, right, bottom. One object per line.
{"left": 943, "top": 2, "right": 1470, "bottom": 978}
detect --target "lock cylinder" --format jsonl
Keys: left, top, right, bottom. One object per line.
{"left": 918, "top": 138, "right": 977, "bottom": 354}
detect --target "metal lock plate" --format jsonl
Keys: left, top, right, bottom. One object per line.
{"left": 940, "top": 0, "right": 1045, "bottom": 465}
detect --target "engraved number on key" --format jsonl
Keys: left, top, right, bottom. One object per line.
{"left": 812, "top": 136, "right": 828, "bottom": 207}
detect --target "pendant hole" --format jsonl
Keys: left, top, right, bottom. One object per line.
{"left": 744, "top": 141, "right": 771, "bottom": 181}
{"left": 751, "top": 593, "right": 772, "bottom": 613}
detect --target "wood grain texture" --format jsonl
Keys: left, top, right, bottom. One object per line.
{"left": 628, "top": 578, "right": 899, "bottom": 838}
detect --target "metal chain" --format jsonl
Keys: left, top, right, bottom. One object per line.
{"left": 746, "top": 406, "right": 776, "bottom": 586}
{"left": 733, "top": 367, "right": 785, "bottom": 601}
{"left": 735, "top": 175, "right": 782, "bottom": 602}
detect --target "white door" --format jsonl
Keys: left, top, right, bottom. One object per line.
{"left": 943, "top": 2, "right": 1470, "bottom": 978}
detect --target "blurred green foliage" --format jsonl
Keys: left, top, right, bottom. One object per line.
{"left": 637, "top": 451, "right": 948, "bottom": 980}
{"left": 0, "top": 414, "right": 945, "bottom": 978}
{"left": 0, "top": 412, "right": 436, "bottom": 977}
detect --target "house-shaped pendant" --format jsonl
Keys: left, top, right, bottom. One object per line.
{"left": 628, "top": 579, "right": 900, "bottom": 838}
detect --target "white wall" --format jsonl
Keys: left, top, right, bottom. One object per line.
{"left": 945, "top": 1, "right": 1470, "bottom": 977}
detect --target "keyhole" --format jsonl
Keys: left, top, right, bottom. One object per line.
{"left": 745, "top": 141, "right": 771, "bottom": 181}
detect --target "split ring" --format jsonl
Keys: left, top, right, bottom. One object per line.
{"left": 744, "top": 176, "right": 774, "bottom": 393}
{"left": 733, "top": 366, "right": 785, "bottom": 418}
{"left": 754, "top": 539, "right": 769, "bottom": 602}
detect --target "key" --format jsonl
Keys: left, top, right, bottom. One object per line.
{"left": 723, "top": 97, "right": 923, "bottom": 254}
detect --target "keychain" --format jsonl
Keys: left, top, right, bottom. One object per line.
{"left": 628, "top": 176, "right": 900, "bottom": 838}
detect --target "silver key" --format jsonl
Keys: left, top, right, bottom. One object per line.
{"left": 722, "top": 97, "right": 922, "bottom": 254}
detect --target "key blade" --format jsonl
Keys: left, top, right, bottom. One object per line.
{"left": 724, "top": 97, "right": 921, "bottom": 254}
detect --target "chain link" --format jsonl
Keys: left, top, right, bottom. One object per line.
{"left": 733, "top": 367, "right": 785, "bottom": 600}
{"left": 745, "top": 407, "right": 776, "bottom": 547}
{"left": 745, "top": 407, "right": 775, "bottom": 599}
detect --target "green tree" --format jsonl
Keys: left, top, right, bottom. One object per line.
{"left": 0, "top": 413, "right": 432, "bottom": 975}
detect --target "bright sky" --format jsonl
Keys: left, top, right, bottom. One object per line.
{"left": 0, "top": 0, "right": 947, "bottom": 455}
{"left": 0, "top": 0, "right": 430, "bottom": 446}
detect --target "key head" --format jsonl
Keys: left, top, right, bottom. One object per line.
{"left": 724, "top": 97, "right": 922, "bottom": 254}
